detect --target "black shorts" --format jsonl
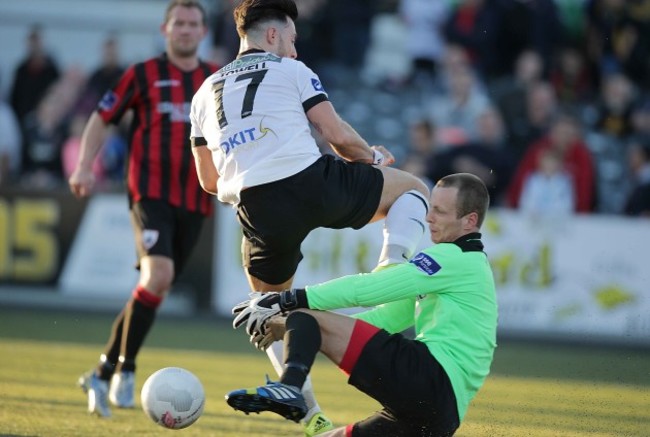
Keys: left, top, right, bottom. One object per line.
{"left": 236, "top": 154, "right": 383, "bottom": 285}
{"left": 130, "top": 198, "right": 205, "bottom": 278}
{"left": 347, "top": 325, "right": 460, "bottom": 437}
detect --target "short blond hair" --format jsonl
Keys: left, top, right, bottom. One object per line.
{"left": 436, "top": 173, "right": 490, "bottom": 227}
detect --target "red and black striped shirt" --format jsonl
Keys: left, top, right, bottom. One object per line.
{"left": 97, "top": 53, "right": 218, "bottom": 215}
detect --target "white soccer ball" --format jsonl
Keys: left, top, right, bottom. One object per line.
{"left": 141, "top": 367, "right": 205, "bottom": 429}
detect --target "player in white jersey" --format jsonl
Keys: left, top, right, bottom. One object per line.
{"left": 190, "top": 0, "right": 430, "bottom": 435}
{"left": 192, "top": 50, "right": 325, "bottom": 205}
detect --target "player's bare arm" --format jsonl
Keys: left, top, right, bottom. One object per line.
{"left": 307, "top": 101, "right": 395, "bottom": 166}
{"left": 68, "top": 111, "right": 108, "bottom": 198}
{"left": 191, "top": 142, "right": 219, "bottom": 195}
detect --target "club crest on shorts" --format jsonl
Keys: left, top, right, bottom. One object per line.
{"left": 410, "top": 252, "right": 441, "bottom": 276}
{"left": 142, "top": 229, "right": 160, "bottom": 250}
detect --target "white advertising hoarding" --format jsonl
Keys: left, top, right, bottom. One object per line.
{"left": 482, "top": 210, "right": 650, "bottom": 343}
{"left": 59, "top": 194, "right": 139, "bottom": 298}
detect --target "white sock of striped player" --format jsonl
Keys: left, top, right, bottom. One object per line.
{"left": 378, "top": 189, "right": 429, "bottom": 267}
{"left": 266, "top": 340, "right": 321, "bottom": 423}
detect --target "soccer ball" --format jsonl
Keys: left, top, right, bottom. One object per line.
{"left": 141, "top": 367, "right": 205, "bottom": 429}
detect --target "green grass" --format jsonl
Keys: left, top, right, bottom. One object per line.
{"left": 0, "top": 307, "right": 649, "bottom": 436}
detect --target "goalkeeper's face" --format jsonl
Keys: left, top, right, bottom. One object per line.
{"left": 427, "top": 187, "right": 465, "bottom": 244}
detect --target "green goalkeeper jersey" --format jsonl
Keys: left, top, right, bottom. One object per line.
{"left": 305, "top": 232, "right": 497, "bottom": 421}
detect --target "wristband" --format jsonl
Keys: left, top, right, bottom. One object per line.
{"left": 372, "top": 149, "right": 385, "bottom": 165}
{"left": 279, "top": 288, "right": 309, "bottom": 310}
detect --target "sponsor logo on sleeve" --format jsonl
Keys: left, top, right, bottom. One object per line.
{"left": 311, "top": 78, "right": 324, "bottom": 92}
{"left": 98, "top": 90, "right": 118, "bottom": 111}
{"left": 410, "top": 252, "right": 441, "bottom": 276}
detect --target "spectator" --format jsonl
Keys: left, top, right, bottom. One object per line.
{"left": 625, "top": 0, "right": 650, "bottom": 91}
{"left": 491, "top": 50, "right": 544, "bottom": 140}
{"left": 0, "top": 89, "right": 22, "bottom": 187}
{"left": 507, "top": 81, "right": 558, "bottom": 163}
{"left": 550, "top": 43, "right": 595, "bottom": 106}
{"left": 427, "top": 66, "right": 491, "bottom": 146}
{"left": 443, "top": 0, "right": 501, "bottom": 80}
{"left": 519, "top": 147, "right": 576, "bottom": 219}
{"left": 9, "top": 25, "right": 61, "bottom": 181}
{"left": 507, "top": 112, "right": 596, "bottom": 213}
{"left": 494, "top": 0, "right": 563, "bottom": 78}
{"left": 585, "top": 0, "right": 650, "bottom": 89}
{"left": 432, "top": 43, "right": 474, "bottom": 95}
{"left": 77, "top": 34, "right": 125, "bottom": 117}
{"left": 401, "top": 118, "right": 437, "bottom": 188}
{"left": 426, "top": 107, "right": 515, "bottom": 206}
{"left": 210, "top": 0, "right": 240, "bottom": 66}
{"left": 399, "top": 0, "right": 450, "bottom": 87}
{"left": 294, "top": 0, "right": 329, "bottom": 70}
{"left": 325, "top": 0, "right": 374, "bottom": 71}
{"left": 587, "top": 72, "right": 636, "bottom": 139}
{"left": 623, "top": 134, "right": 650, "bottom": 216}
{"left": 9, "top": 24, "right": 60, "bottom": 129}
{"left": 21, "top": 67, "right": 87, "bottom": 186}
{"left": 631, "top": 97, "right": 650, "bottom": 136}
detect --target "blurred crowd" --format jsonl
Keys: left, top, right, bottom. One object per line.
{"left": 1, "top": 0, "right": 649, "bottom": 218}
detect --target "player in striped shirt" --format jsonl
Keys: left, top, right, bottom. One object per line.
{"left": 69, "top": 0, "right": 218, "bottom": 418}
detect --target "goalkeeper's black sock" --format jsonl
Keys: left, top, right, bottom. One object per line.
{"left": 281, "top": 311, "right": 321, "bottom": 389}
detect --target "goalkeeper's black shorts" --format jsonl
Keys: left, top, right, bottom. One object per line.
{"left": 346, "top": 321, "right": 460, "bottom": 437}
{"left": 237, "top": 154, "right": 383, "bottom": 285}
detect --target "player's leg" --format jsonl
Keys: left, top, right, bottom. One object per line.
{"left": 237, "top": 180, "right": 333, "bottom": 433}
{"left": 108, "top": 254, "right": 171, "bottom": 407}
{"left": 113, "top": 204, "right": 205, "bottom": 407}
{"left": 226, "top": 310, "right": 358, "bottom": 430}
{"left": 316, "top": 156, "right": 429, "bottom": 269}
{"left": 338, "top": 320, "right": 460, "bottom": 436}
{"left": 370, "top": 166, "right": 429, "bottom": 268}
{"left": 243, "top": 269, "right": 331, "bottom": 434}
{"left": 79, "top": 261, "right": 170, "bottom": 416}
{"left": 79, "top": 200, "right": 197, "bottom": 415}
{"left": 106, "top": 200, "right": 178, "bottom": 408}
{"left": 227, "top": 311, "right": 338, "bottom": 419}
{"left": 233, "top": 310, "right": 458, "bottom": 436}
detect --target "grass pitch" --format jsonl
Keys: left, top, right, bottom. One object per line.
{"left": 0, "top": 307, "right": 648, "bottom": 436}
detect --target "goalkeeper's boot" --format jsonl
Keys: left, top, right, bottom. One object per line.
{"left": 304, "top": 411, "right": 335, "bottom": 436}
{"left": 225, "top": 376, "right": 308, "bottom": 423}
{"left": 78, "top": 371, "right": 111, "bottom": 417}
{"left": 109, "top": 371, "right": 135, "bottom": 408}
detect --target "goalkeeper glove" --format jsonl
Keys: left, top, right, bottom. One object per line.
{"left": 232, "top": 289, "right": 308, "bottom": 336}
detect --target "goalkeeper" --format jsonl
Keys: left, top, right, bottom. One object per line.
{"left": 227, "top": 173, "right": 497, "bottom": 436}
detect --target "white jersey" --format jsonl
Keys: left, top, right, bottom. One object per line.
{"left": 190, "top": 50, "right": 328, "bottom": 205}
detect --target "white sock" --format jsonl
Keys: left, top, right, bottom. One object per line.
{"left": 266, "top": 340, "right": 321, "bottom": 423}
{"left": 378, "top": 189, "right": 429, "bottom": 267}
